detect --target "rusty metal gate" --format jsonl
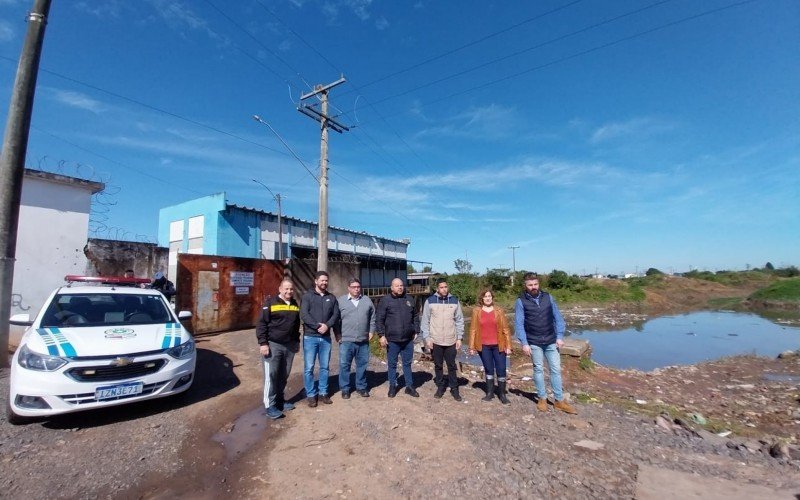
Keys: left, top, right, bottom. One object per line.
{"left": 176, "top": 254, "right": 284, "bottom": 334}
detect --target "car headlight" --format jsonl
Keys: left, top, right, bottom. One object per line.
{"left": 166, "top": 339, "right": 195, "bottom": 359}
{"left": 17, "top": 344, "right": 68, "bottom": 371}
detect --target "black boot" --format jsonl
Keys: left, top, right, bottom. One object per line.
{"left": 482, "top": 377, "right": 494, "bottom": 402}
{"left": 497, "top": 380, "right": 510, "bottom": 405}
{"left": 434, "top": 385, "right": 446, "bottom": 399}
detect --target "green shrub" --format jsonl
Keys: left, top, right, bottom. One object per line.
{"left": 749, "top": 278, "right": 800, "bottom": 301}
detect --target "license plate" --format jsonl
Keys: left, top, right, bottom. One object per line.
{"left": 95, "top": 382, "right": 143, "bottom": 400}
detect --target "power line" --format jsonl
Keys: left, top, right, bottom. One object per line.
{"left": 330, "top": 168, "right": 460, "bottom": 248}
{"left": 363, "top": 0, "right": 759, "bottom": 124}
{"left": 0, "top": 55, "right": 296, "bottom": 159}
{"left": 340, "top": 0, "right": 587, "bottom": 93}
{"left": 354, "top": 0, "right": 676, "bottom": 112}
{"left": 202, "top": 0, "right": 314, "bottom": 94}
{"left": 31, "top": 125, "right": 205, "bottom": 195}
{"left": 252, "top": 115, "right": 319, "bottom": 183}
{"left": 257, "top": 1, "right": 434, "bottom": 174}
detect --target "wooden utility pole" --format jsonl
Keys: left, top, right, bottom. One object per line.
{"left": 298, "top": 77, "right": 348, "bottom": 272}
{"left": 509, "top": 245, "right": 519, "bottom": 286}
{"left": 0, "top": 0, "right": 51, "bottom": 366}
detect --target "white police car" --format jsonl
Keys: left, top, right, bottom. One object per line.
{"left": 7, "top": 275, "right": 196, "bottom": 424}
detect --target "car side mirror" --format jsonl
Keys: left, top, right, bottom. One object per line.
{"left": 178, "top": 311, "right": 192, "bottom": 320}
{"left": 10, "top": 314, "right": 32, "bottom": 326}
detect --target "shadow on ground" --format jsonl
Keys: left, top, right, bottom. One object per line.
{"left": 41, "top": 345, "right": 239, "bottom": 430}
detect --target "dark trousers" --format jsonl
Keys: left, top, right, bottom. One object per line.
{"left": 479, "top": 344, "right": 507, "bottom": 379}
{"left": 387, "top": 340, "right": 414, "bottom": 388}
{"left": 263, "top": 340, "right": 297, "bottom": 408}
{"left": 432, "top": 343, "right": 458, "bottom": 389}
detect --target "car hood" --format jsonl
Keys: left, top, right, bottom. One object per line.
{"left": 23, "top": 323, "right": 191, "bottom": 358}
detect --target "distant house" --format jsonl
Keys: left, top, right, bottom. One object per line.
{"left": 10, "top": 169, "right": 104, "bottom": 344}
{"left": 158, "top": 193, "right": 410, "bottom": 296}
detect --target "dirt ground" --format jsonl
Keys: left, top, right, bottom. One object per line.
{"left": 135, "top": 328, "right": 800, "bottom": 498}
{"left": 3, "top": 323, "right": 800, "bottom": 499}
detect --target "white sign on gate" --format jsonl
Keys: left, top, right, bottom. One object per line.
{"left": 235, "top": 286, "right": 250, "bottom": 295}
{"left": 230, "top": 271, "right": 254, "bottom": 287}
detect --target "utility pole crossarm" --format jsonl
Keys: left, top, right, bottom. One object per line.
{"left": 296, "top": 76, "right": 349, "bottom": 273}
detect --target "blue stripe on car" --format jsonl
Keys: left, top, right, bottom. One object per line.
{"left": 36, "top": 328, "right": 60, "bottom": 356}
{"left": 49, "top": 327, "right": 77, "bottom": 357}
{"left": 161, "top": 323, "right": 172, "bottom": 349}
{"left": 173, "top": 324, "right": 182, "bottom": 347}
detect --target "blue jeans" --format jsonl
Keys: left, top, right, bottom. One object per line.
{"left": 303, "top": 335, "right": 332, "bottom": 397}
{"left": 479, "top": 345, "right": 507, "bottom": 380}
{"left": 387, "top": 340, "right": 414, "bottom": 388}
{"left": 339, "top": 340, "right": 370, "bottom": 393}
{"left": 530, "top": 343, "right": 563, "bottom": 400}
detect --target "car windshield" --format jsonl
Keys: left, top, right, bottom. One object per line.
{"left": 40, "top": 293, "right": 173, "bottom": 328}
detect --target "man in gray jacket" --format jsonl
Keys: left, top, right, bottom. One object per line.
{"left": 421, "top": 279, "right": 465, "bottom": 401}
{"left": 335, "top": 278, "right": 376, "bottom": 399}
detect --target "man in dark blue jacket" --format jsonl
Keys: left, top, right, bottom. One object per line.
{"left": 514, "top": 272, "right": 577, "bottom": 414}
{"left": 300, "top": 271, "right": 340, "bottom": 407}
{"left": 376, "top": 278, "right": 419, "bottom": 398}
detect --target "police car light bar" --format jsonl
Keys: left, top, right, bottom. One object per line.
{"left": 64, "top": 275, "right": 152, "bottom": 285}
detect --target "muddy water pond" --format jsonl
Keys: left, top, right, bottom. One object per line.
{"left": 568, "top": 311, "right": 800, "bottom": 371}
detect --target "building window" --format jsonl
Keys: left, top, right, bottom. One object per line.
{"left": 169, "top": 220, "right": 184, "bottom": 242}
{"left": 188, "top": 215, "right": 204, "bottom": 238}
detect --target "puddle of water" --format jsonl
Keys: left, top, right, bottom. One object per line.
{"left": 568, "top": 311, "right": 800, "bottom": 371}
{"left": 762, "top": 373, "right": 800, "bottom": 383}
{"left": 211, "top": 406, "right": 267, "bottom": 462}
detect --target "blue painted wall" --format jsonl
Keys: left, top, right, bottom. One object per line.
{"left": 217, "top": 206, "right": 261, "bottom": 258}
{"left": 158, "top": 192, "right": 226, "bottom": 253}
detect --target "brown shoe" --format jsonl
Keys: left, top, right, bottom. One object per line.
{"left": 554, "top": 399, "right": 577, "bottom": 414}
{"left": 319, "top": 395, "right": 333, "bottom": 405}
{"left": 537, "top": 398, "right": 548, "bottom": 412}
{"left": 307, "top": 396, "right": 318, "bottom": 408}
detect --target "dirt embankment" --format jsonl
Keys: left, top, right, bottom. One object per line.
{"left": 640, "top": 275, "right": 765, "bottom": 315}
{"left": 557, "top": 275, "right": 797, "bottom": 329}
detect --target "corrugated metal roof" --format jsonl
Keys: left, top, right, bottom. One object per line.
{"left": 226, "top": 202, "right": 410, "bottom": 245}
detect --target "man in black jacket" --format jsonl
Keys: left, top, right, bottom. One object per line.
{"left": 256, "top": 279, "right": 301, "bottom": 420}
{"left": 300, "top": 271, "right": 341, "bottom": 407}
{"left": 376, "top": 278, "right": 420, "bottom": 398}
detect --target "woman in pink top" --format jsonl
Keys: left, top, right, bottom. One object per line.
{"left": 468, "top": 288, "right": 512, "bottom": 404}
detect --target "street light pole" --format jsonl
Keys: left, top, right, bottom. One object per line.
{"left": 252, "top": 179, "right": 283, "bottom": 261}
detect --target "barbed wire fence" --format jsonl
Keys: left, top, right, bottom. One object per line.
{"left": 30, "top": 157, "right": 157, "bottom": 244}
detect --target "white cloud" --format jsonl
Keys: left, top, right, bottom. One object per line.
{"left": 278, "top": 39, "right": 292, "bottom": 52}
{"left": 74, "top": 0, "right": 127, "bottom": 18}
{"left": 322, "top": 2, "right": 339, "bottom": 24}
{"left": 590, "top": 117, "right": 675, "bottom": 144}
{"left": 0, "top": 20, "right": 14, "bottom": 42}
{"left": 52, "top": 90, "right": 105, "bottom": 113}
{"left": 375, "top": 16, "right": 388, "bottom": 30}
{"left": 345, "top": 0, "right": 372, "bottom": 21}
{"left": 145, "top": 0, "right": 228, "bottom": 45}
{"left": 414, "top": 104, "right": 519, "bottom": 141}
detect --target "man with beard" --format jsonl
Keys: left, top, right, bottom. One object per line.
{"left": 300, "top": 271, "right": 340, "bottom": 407}
{"left": 514, "top": 273, "right": 577, "bottom": 414}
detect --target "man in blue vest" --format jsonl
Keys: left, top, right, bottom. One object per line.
{"left": 514, "top": 272, "right": 577, "bottom": 414}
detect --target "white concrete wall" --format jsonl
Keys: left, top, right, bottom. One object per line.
{"left": 10, "top": 176, "right": 94, "bottom": 346}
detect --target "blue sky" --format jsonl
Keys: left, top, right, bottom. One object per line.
{"left": 0, "top": 0, "right": 797, "bottom": 275}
